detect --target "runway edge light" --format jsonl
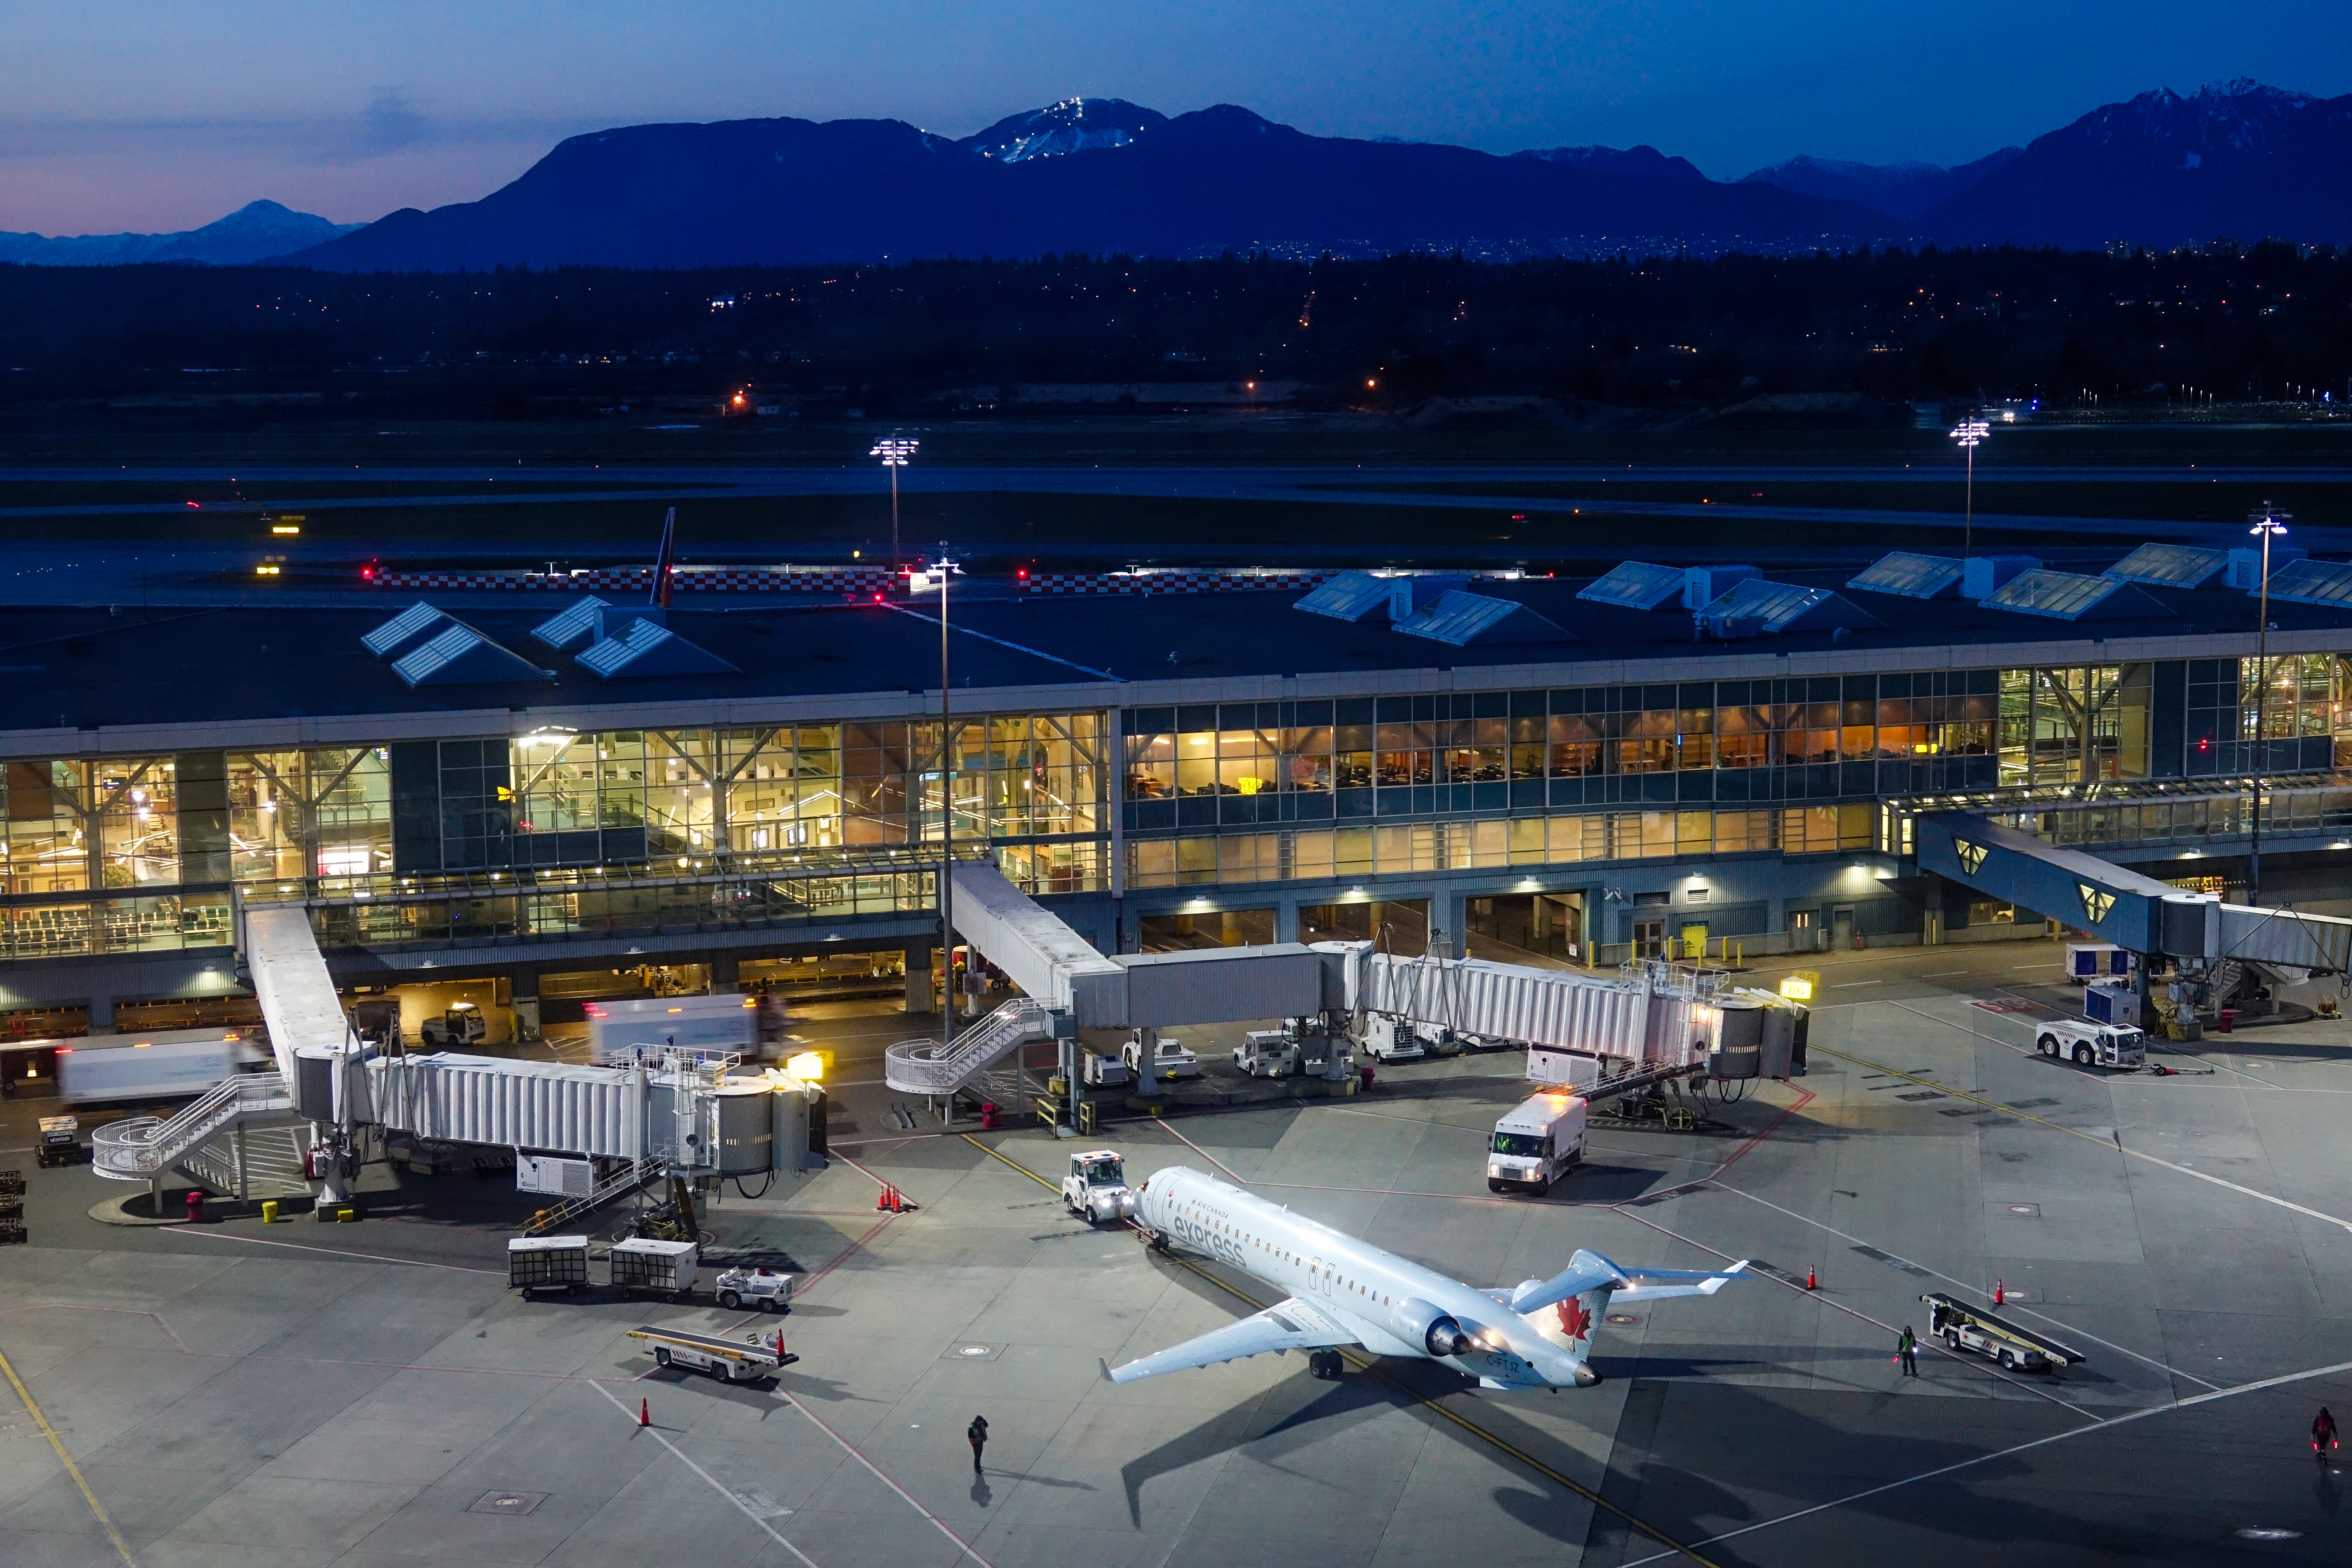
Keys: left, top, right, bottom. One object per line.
{"left": 1780, "top": 970, "right": 1819, "bottom": 1002}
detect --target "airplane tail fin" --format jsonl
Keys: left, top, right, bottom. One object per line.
{"left": 650, "top": 507, "right": 677, "bottom": 609}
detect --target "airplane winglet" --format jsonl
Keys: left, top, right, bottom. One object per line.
{"left": 1098, "top": 1356, "right": 1113, "bottom": 1383}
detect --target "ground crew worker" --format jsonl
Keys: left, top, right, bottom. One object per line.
{"left": 967, "top": 1414, "right": 989, "bottom": 1473}
{"left": 2315, "top": 1406, "right": 2338, "bottom": 1459}
{"left": 1897, "top": 1325, "right": 1919, "bottom": 1377}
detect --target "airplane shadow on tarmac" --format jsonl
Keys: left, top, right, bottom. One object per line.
{"left": 1121, "top": 1367, "right": 1400, "bottom": 1525}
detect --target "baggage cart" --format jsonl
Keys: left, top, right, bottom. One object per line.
{"left": 611, "top": 1237, "right": 698, "bottom": 1298}
{"left": 507, "top": 1234, "right": 590, "bottom": 1296}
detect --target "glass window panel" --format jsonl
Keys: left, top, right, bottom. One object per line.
{"left": 4, "top": 760, "right": 87, "bottom": 895}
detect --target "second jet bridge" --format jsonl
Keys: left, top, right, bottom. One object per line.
{"left": 1913, "top": 812, "right": 2352, "bottom": 971}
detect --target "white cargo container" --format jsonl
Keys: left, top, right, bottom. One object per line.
{"left": 55, "top": 1029, "right": 270, "bottom": 1105}
{"left": 507, "top": 1235, "right": 589, "bottom": 1295}
{"left": 1527, "top": 1047, "right": 1602, "bottom": 1090}
{"left": 587, "top": 994, "right": 760, "bottom": 1066}
{"left": 611, "top": 1237, "right": 699, "bottom": 1297}
{"left": 1487, "top": 1093, "right": 1586, "bottom": 1194}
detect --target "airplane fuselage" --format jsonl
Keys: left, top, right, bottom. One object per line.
{"left": 1138, "top": 1166, "right": 1595, "bottom": 1388}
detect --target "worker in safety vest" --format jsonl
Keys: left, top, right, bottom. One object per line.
{"left": 1897, "top": 1325, "right": 1919, "bottom": 1377}
{"left": 2315, "top": 1406, "right": 2339, "bottom": 1459}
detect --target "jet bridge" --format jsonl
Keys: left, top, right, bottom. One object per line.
{"left": 1912, "top": 813, "right": 2352, "bottom": 973}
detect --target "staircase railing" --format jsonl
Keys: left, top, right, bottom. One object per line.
{"left": 518, "top": 1157, "right": 659, "bottom": 1236}
{"left": 91, "top": 1072, "right": 295, "bottom": 1179}
{"left": 883, "top": 999, "right": 1053, "bottom": 1095}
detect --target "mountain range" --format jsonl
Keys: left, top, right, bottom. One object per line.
{"left": 0, "top": 200, "right": 359, "bottom": 267}
{"left": 7, "top": 81, "right": 2343, "bottom": 271}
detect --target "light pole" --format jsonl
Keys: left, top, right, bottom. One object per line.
{"left": 1949, "top": 418, "right": 1989, "bottom": 560}
{"left": 2247, "top": 502, "right": 2290, "bottom": 903}
{"left": 910, "top": 549, "right": 962, "bottom": 1053}
{"left": 869, "top": 436, "right": 918, "bottom": 574}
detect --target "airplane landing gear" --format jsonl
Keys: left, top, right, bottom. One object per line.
{"left": 1308, "top": 1350, "right": 1343, "bottom": 1380}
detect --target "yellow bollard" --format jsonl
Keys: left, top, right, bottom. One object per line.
{"left": 260, "top": 1199, "right": 278, "bottom": 1223}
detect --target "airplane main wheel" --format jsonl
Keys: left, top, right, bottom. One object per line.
{"left": 1308, "top": 1351, "right": 1341, "bottom": 1380}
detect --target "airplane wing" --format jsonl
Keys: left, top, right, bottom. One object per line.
{"left": 1611, "top": 1260, "right": 1749, "bottom": 1303}
{"left": 1106, "top": 1297, "right": 1362, "bottom": 1384}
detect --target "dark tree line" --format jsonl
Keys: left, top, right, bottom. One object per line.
{"left": 1, "top": 245, "right": 2346, "bottom": 413}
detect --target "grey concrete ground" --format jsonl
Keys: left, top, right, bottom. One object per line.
{"left": 8, "top": 939, "right": 2352, "bottom": 1565}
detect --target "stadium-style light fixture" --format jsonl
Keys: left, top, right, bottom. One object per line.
{"left": 869, "top": 436, "right": 919, "bottom": 572}
{"left": 2246, "top": 501, "right": 2291, "bottom": 903}
{"left": 1948, "top": 418, "right": 1990, "bottom": 560}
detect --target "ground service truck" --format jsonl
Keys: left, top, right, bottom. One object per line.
{"left": 1487, "top": 1092, "right": 1587, "bottom": 1193}
{"left": 2033, "top": 1017, "right": 2147, "bottom": 1069}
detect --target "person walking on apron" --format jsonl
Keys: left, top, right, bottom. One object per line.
{"left": 1897, "top": 1325, "right": 1919, "bottom": 1378}
{"left": 967, "top": 1415, "right": 989, "bottom": 1473}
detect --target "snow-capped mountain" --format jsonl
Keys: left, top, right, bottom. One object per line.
{"left": 956, "top": 97, "right": 1168, "bottom": 162}
{"left": 0, "top": 200, "right": 360, "bottom": 267}
{"left": 1919, "top": 79, "right": 2352, "bottom": 246}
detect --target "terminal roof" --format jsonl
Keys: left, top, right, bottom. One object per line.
{"left": 2, "top": 560, "right": 2347, "bottom": 733}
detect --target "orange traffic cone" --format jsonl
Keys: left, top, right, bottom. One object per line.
{"left": 1994, "top": 1278, "right": 2005, "bottom": 1306}
{"left": 1805, "top": 1266, "right": 1818, "bottom": 1291}
{"left": 876, "top": 1185, "right": 893, "bottom": 1213}
{"left": 638, "top": 1398, "right": 650, "bottom": 1427}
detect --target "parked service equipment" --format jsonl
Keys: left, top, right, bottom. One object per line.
{"left": 1079, "top": 1051, "right": 1131, "bottom": 1089}
{"left": 1235, "top": 1024, "right": 1336, "bottom": 1078}
{"left": 1357, "top": 1012, "right": 1429, "bottom": 1064}
{"left": 1487, "top": 1093, "right": 1586, "bottom": 1194}
{"left": 2033, "top": 1017, "right": 2146, "bottom": 1069}
{"left": 2082, "top": 981, "right": 2143, "bottom": 1030}
{"left": 2065, "top": 943, "right": 2135, "bottom": 982}
{"left": 1527, "top": 1047, "right": 1603, "bottom": 1091}
{"left": 1122, "top": 1030, "right": 1201, "bottom": 1083}
{"left": 507, "top": 1234, "right": 589, "bottom": 1296}
{"left": 1063, "top": 1148, "right": 1139, "bottom": 1225}
{"left": 419, "top": 1002, "right": 487, "bottom": 1048}
{"left": 35, "top": 1117, "right": 86, "bottom": 1168}
{"left": 1922, "top": 1292, "right": 2084, "bottom": 1374}
{"left": 611, "top": 1237, "right": 699, "bottom": 1297}
{"left": 55, "top": 1029, "right": 269, "bottom": 1106}
{"left": 626, "top": 1324, "right": 784, "bottom": 1381}
{"left": 713, "top": 1265, "right": 795, "bottom": 1312}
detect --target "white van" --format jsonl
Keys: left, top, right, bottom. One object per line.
{"left": 1487, "top": 1092, "right": 1586, "bottom": 1194}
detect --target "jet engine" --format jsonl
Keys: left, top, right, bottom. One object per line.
{"left": 1390, "top": 1296, "right": 1471, "bottom": 1357}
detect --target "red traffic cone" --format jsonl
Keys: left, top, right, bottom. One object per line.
{"left": 1994, "top": 1278, "right": 2005, "bottom": 1306}
{"left": 638, "top": 1398, "right": 650, "bottom": 1428}
{"left": 1805, "top": 1265, "right": 1818, "bottom": 1291}
{"left": 876, "top": 1185, "right": 893, "bottom": 1212}
{"left": 775, "top": 1330, "right": 787, "bottom": 1357}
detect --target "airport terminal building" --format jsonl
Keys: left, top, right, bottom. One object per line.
{"left": 4, "top": 543, "right": 2351, "bottom": 1042}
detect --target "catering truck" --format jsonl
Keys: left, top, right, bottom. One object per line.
{"left": 1486, "top": 1092, "right": 1587, "bottom": 1194}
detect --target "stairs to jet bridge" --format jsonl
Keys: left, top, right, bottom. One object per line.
{"left": 883, "top": 999, "right": 1056, "bottom": 1096}
{"left": 89, "top": 1071, "right": 313, "bottom": 1197}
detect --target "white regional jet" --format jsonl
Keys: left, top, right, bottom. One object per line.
{"left": 1108, "top": 1167, "right": 1748, "bottom": 1390}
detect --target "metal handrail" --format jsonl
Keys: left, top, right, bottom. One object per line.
{"left": 90, "top": 1072, "right": 294, "bottom": 1179}
{"left": 883, "top": 999, "right": 1054, "bottom": 1094}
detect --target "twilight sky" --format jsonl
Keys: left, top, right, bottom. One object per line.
{"left": 6, "top": 0, "right": 2346, "bottom": 235}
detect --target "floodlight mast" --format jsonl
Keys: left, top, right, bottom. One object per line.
{"left": 2247, "top": 502, "right": 2291, "bottom": 903}
{"left": 1949, "top": 419, "right": 1989, "bottom": 560}
{"left": 869, "top": 437, "right": 918, "bottom": 573}
{"left": 910, "top": 550, "right": 961, "bottom": 1059}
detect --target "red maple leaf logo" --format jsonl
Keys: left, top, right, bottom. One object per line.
{"left": 1554, "top": 1294, "right": 1592, "bottom": 1341}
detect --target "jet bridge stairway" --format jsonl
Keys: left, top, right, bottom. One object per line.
{"left": 883, "top": 998, "right": 1056, "bottom": 1097}
{"left": 89, "top": 1072, "right": 312, "bottom": 1198}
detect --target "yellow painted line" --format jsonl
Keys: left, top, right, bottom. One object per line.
{"left": 960, "top": 1133, "right": 1720, "bottom": 1568}
{"left": 0, "top": 1343, "right": 135, "bottom": 1564}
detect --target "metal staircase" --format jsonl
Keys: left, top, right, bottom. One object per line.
{"left": 517, "top": 1157, "right": 660, "bottom": 1236}
{"left": 91, "top": 1072, "right": 309, "bottom": 1196}
{"left": 883, "top": 998, "right": 1055, "bottom": 1096}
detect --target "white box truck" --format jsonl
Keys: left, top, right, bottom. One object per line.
{"left": 587, "top": 995, "right": 761, "bottom": 1066}
{"left": 56, "top": 1029, "right": 270, "bottom": 1105}
{"left": 1487, "top": 1092, "right": 1586, "bottom": 1194}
